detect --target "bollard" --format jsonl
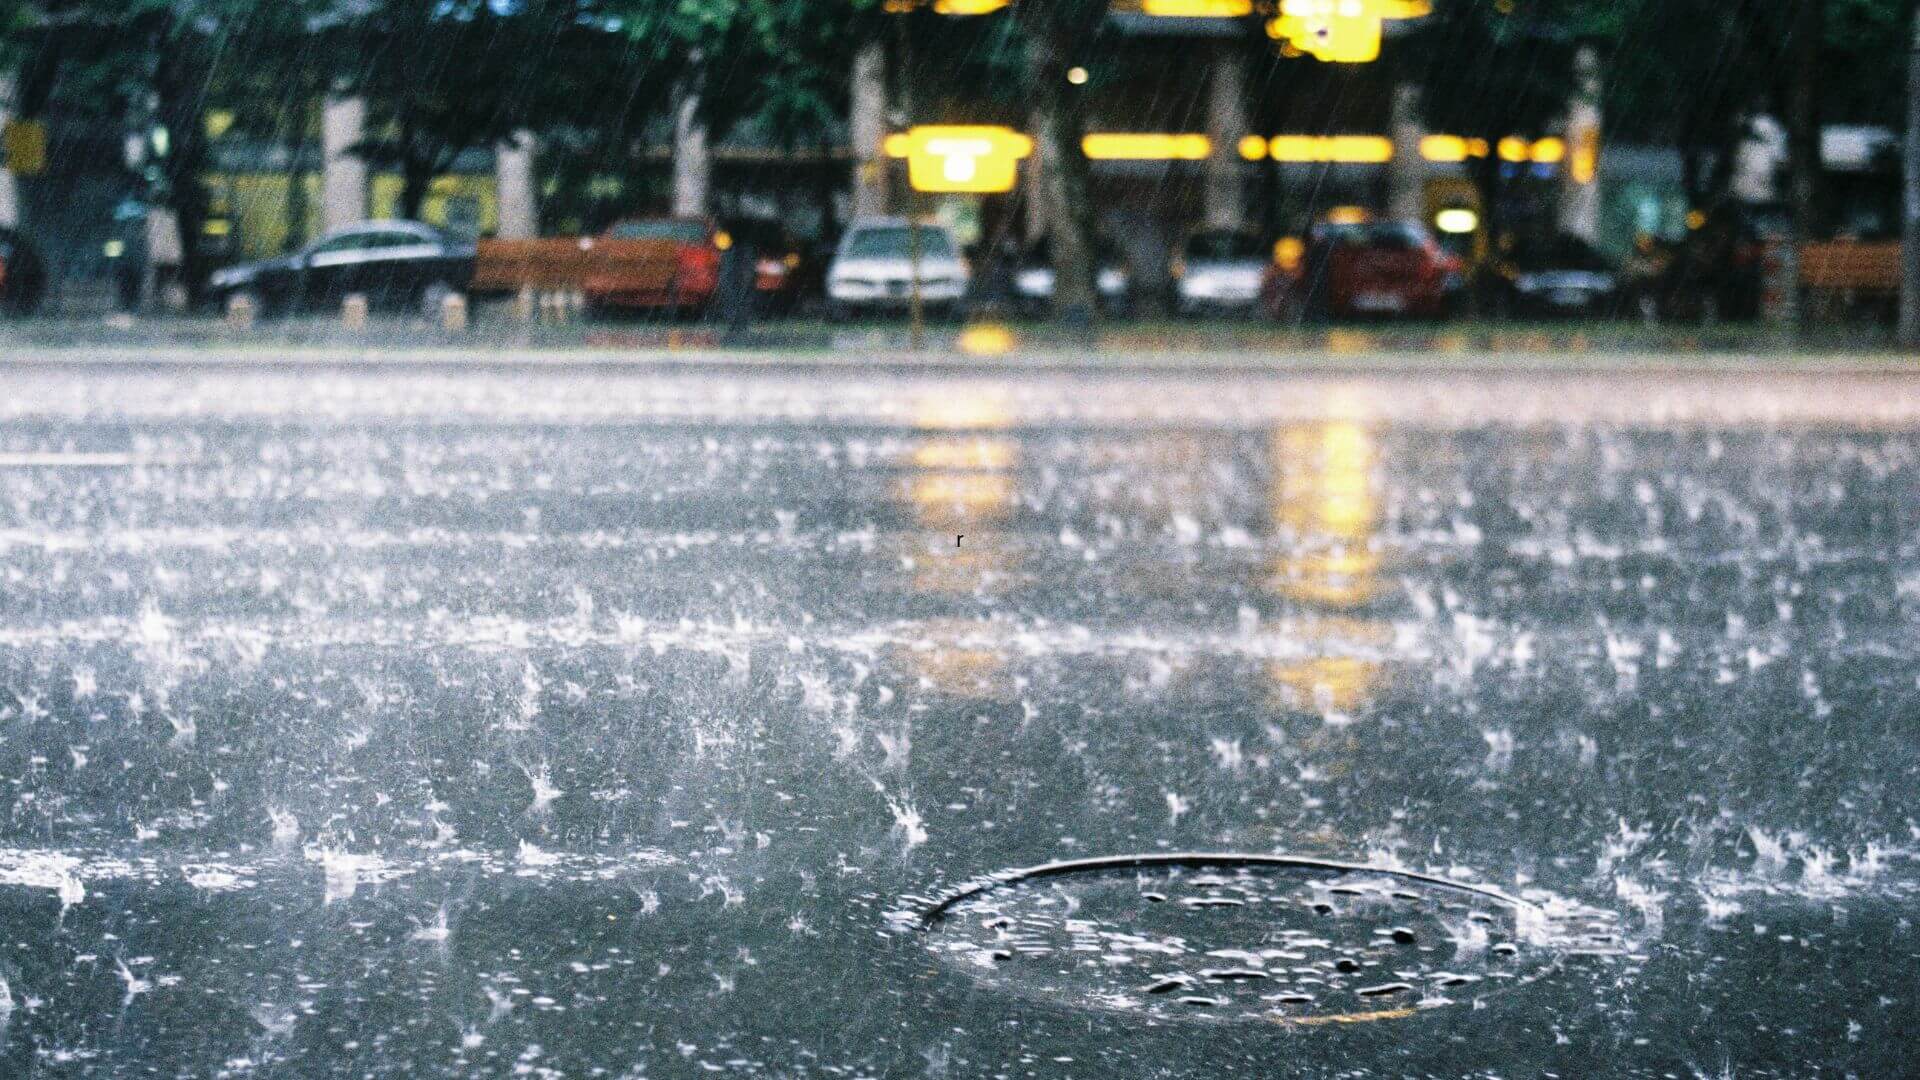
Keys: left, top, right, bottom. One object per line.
{"left": 225, "top": 292, "right": 256, "bottom": 331}
{"left": 342, "top": 293, "right": 369, "bottom": 330}
{"left": 441, "top": 291, "right": 468, "bottom": 333}
{"left": 514, "top": 286, "right": 536, "bottom": 322}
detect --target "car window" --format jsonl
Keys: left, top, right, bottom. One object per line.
{"left": 843, "top": 227, "right": 956, "bottom": 260}
{"left": 1361, "top": 223, "right": 1427, "bottom": 251}
{"left": 1183, "top": 232, "right": 1264, "bottom": 260}
{"left": 609, "top": 219, "right": 711, "bottom": 243}
{"left": 310, "top": 232, "right": 373, "bottom": 254}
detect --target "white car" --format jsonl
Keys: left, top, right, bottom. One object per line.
{"left": 1012, "top": 236, "right": 1133, "bottom": 317}
{"left": 826, "top": 218, "right": 971, "bottom": 319}
{"left": 1172, "top": 229, "right": 1269, "bottom": 316}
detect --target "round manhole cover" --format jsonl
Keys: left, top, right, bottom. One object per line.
{"left": 905, "top": 853, "right": 1618, "bottom": 1025}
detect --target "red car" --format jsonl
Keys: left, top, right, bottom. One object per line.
{"left": 590, "top": 217, "right": 730, "bottom": 312}
{"left": 1267, "top": 220, "right": 1465, "bottom": 320}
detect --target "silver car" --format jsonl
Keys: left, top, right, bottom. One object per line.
{"left": 826, "top": 218, "right": 971, "bottom": 320}
{"left": 1172, "top": 229, "right": 1269, "bottom": 316}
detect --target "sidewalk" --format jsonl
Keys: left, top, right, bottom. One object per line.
{"left": 0, "top": 313, "right": 1912, "bottom": 374}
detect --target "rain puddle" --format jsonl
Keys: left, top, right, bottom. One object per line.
{"left": 903, "top": 853, "right": 1623, "bottom": 1025}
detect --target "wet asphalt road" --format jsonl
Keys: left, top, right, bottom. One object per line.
{"left": 0, "top": 360, "right": 1917, "bottom": 1078}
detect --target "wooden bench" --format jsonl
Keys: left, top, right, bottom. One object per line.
{"left": 1799, "top": 240, "right": 1900, "bottom": 321}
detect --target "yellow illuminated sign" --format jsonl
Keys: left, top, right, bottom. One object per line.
{"left": 1082, "top": 133, "right": 1211, "bottom": 160}
{"left": 1140, "top": 0, "right": 1252, "bottom": 15}
{"left": 3, "top": 120, "right": 47, "bottom": 176}
{"left": 1265, "top": 135, "right": 1394, "bottom": 163}
{"left": 886, "top": 125, "right": 1032, "bottom": 193}
{"left": 1268, "top": 0, "right": 1431, "bottom": 64}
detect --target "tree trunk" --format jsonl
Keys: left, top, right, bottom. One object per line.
{"left": 399, "top": 114, "right": 433, "bottom": 221}
{"left": 1017, "top": 10, "right": 1095, "bottom": 328}
{"left": 1785, "top": 0, "right": 1823, "bottom": 327}
{"left": 1900, "top": 8, "right": 1920, "bottom": 348}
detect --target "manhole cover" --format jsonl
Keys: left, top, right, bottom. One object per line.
{"left": 904, "top": 853, "right": 1617, "bottom": 1025}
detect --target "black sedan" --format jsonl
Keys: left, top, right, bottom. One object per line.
{"left": 206, "top": 220, "right": 474, "bottom": 316}
{"left": 1480, "top": 234, "right": 1625, "bottom": 319}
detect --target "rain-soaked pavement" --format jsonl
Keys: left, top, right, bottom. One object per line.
{"left": 1, "top": 359, "right": 1917, "bottom": 1077}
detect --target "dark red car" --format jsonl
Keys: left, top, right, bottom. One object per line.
{"left": 1267, "top": 220, "right": 1465, "bottom": 321}
{"left": 590, "top": 217, "right": 730, "bottom": 312}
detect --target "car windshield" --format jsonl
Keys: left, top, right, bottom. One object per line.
{"left": 1359, "top": 223, "right": 1428, "bottom": 251}
{"left": 1183, "top": 232, "right": 1265, "bottom": 261}
{"left": 608, "top": 219, "right": 710, "bottom": 243}
{"left": 1511, "top": 236, "right": 1615, "bottom": 271}
{"left": 1025, "top": 237, "right": 1122, "bottom": 266}
{"left": 843, "top": 226, "right": 955, "bottom": 260}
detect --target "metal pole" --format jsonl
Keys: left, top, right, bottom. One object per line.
{"left": 1901, "top": 8, "right": 1920, "bottom": 349}
{"left": 894, "top": 14, "right": 924, "bottom": 351}
{"left": 909, "top": 196, "right": 925, "bottom": 350}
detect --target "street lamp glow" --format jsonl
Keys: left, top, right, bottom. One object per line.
{"left": 1434, "top": 208, "right": 1479, "bottom": 235}
{"left": 1066, "top": 66, "right": 1089, "bottom": 85}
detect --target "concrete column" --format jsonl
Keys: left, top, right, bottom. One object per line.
{"left": 496, "top": 131, "right": 537, "bottom": 238}
{"left": 1024, "top": 120, "right": 1049, "bottom": 238}
{"left": 0, "top": 72, "right": 18, "bottom": 228}
{"left": 1205, "top": 45, "right": 1250, "bottom": 231}
{"left": 850, "top": 41, "right": 889, "bottom": 219}
{"left": 1387, "top": 82, "right": 1425, "bottom": 223}
{"left": 1558, "top": 44, "right": 1603, "bottom": 241}
{"left": 672, "top": 68, "right": 710, "bottom": 218}
{"left": 321, "top": 95, "right": 368, "bottom": 232}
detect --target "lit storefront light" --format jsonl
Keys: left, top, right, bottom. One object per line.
{"left": 1268, "top": 0, "right": 1432, "bottom": 64}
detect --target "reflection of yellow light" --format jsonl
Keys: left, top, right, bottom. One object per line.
{"left": 914, "top": 388, "right": 1012, "bottom": 432}
{"left": 1434, "top": 208, "right": 1479, "bottom": 235}
{"left": 1529, "top": 136, "right": 1566, "bottom": 164}
{"left": 1685, "top": 209, "right": 1706, "bottom": 230}
{"left": 1266, "top": 136, "right": 1394, "bottom": 163}
{"left": 713, "top": 230, "right": 733, "bottom": 251}
{"left": 1268, "top": 655, "right": 1382, "bottom": 714}
{"left": 1272, "top": 551, "right": 1383, "bottom": 608}
{"left": 204, "top": 110, "right": 235, "bottom": 139}
{"left": 1142, "top": 0, "right": 1252, "bottom": 14}
{"left": 1325, "top": 205, "right": 1371, "bottom": 226}
{"left": 912, "top": 437, "right": 1016, "bottom": 472}
{"left": 1066, "top": 66, "right": 1089, "bottom": 85}
{"left": 958, "top": 324, "right": 1016, "bottom": 356}
{"left": 889, "top": 125, "right": 1032, "bottom": 193}
{"left": 906, "top": 473, "right": 1012, "bottom": 523}
{"left": 933, "top": 0, "right": 1008, "bottom": 12}
{"left": 202, "top": 219, "right": 232, "bottom": 237}
{"left": 1083, "top": 133, "right": 1211, "bottom": 160}
{"left": 891, "top": 618, "right": 1010, "bottom": 695}
{"left": 1238, "top": 134, "right": 1269, "bottom": 161}
{"left": 1270, "top": 421, "right": 1382, "bottom": 610}
{"left": 1497, "top": 136, "right": 1530, "bottom": 163}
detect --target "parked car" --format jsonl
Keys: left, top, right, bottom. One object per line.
{"left": 585, "top": 217, "right": 727, "bottom": 314}
{"left": 206, "top": 220, "right": 474, "bottom": 316}
{"left": 1640, "top": 202, "right": 1788, "bottom": 322}
{"left": 1012, "top": 235, "right": 1133, "bottom": 317}
{"left": 721, "top": 217, "right": 810, "bottom": 315}
{"left": 0, "top": 227, "right": 47, "bottom": 316}
{"left": 825, "top": 218, "right": 971, "bottom": 320}
{"left": 1479, "top": 233, "right": 1624, "bottom": 318}
{"left": 1269, "top": 220, "right": 1463, "bottom": 320}
{"left": 1172, "top": 229, "right": 1270, "bottom": 315}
